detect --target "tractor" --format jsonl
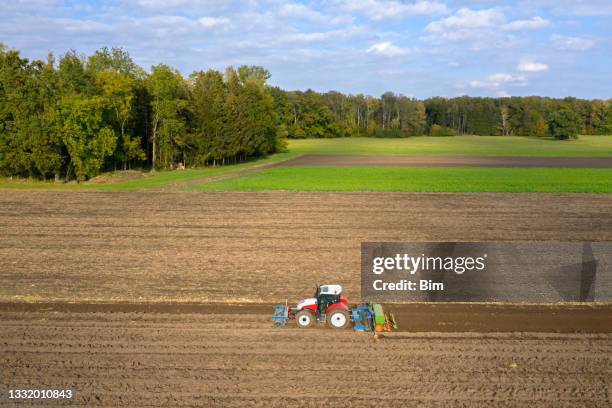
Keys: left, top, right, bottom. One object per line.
{"left": 294, "top": 284, "right": 350, "bottom": 329}
{"left": 272, "top": 284, "right": 397, "bottom": 333}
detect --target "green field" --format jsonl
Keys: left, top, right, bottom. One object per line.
{"left": 189, "top": 136, "right": 612, "bottom": 193}
{"left": 1, "top": 135, "right": 611, "bottom": 191}
{"left": 192, "top": 166, "right": 612, "bottom": 193}
{"left": 287, "top": 135, "right": 612, "bottom": 157}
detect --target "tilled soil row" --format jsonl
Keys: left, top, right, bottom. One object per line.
{"left": 1, "top": 311, "right": 610, "bottom": 407}
{"left": 1, "top": 302, "right": 610, "bottom": 332}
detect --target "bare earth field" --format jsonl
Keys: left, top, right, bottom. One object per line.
{"left": 1, "top": 190, "right": 612, "bottom": 406}
{"left": 1, "top": 190, "right": 612, "bottom": 303}
{"left": 1, "top": 311, "right": 610, "bottom": 407}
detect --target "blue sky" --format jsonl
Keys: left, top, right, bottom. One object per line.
{"left": 1, "top": 0, "right": 610, "bottom": 98}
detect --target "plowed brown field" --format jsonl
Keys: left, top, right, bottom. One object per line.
{"left": 2, "top": 190, "right": 612, "bottom": 303}
{"left": 1, "top": 190, "right": 612, "bottom": 407}
{"left": 1, "top": 311, "right": 610, "bottom": 407}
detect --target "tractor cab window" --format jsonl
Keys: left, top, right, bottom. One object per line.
{"left": 317, "top": 293, "right": 340, "bottom": 314}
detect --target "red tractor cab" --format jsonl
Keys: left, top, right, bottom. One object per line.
{"left": 294, "top": 284, "right": 350, "bottom": 329}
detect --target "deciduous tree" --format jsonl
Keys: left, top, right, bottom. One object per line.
{"left": 58, "top": 95, "right": 117, "bottom": 181}
{"left": 549, "top": 108, "right": 582, "bottom": 140}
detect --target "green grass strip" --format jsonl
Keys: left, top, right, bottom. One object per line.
{"left": 192, "top": 166, "right": 612, "bottom": 193}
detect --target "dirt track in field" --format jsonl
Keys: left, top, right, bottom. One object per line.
{"left": 280, "top": 154, "right": 612, "bottom": 168}
{"left": 158, "top": 160, "right": 284, "bottom": 191}
{"left": 1, "top": 310, "right": 610, "bottom": 407}
{"left": 2, "top": 190, "right": 612, "bottom": 303}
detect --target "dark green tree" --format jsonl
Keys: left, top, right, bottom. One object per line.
{"left": 189, "top": 69, "right": 228, "bottom": 166}
{"left": 549, "top": 108, "right": 582, "bottom": 140}
{"left": 0, "top": 46, "right": 64, "bottom": 179}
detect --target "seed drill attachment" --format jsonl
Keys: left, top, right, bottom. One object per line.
{"left": 351, "top": 303, "right": 398, "bottom": 334}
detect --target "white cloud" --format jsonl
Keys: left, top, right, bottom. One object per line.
{"left": 489, "top": 73, "right": 526, "bottom": 83}
{"left": 133, "top": 0, "right": 194, "bottom": 9}
{"left": 517, "top": 61, "right": 549, "bottom": 72}
{"left": 366, "top": 41, "right": 411, "bottom": 57}
{"left": 469, "top": 73, "right": 527, "bottom": 90}
{"left": 56, "top": 18, "right": 113, "bottom": 33}
{"left": 501, "top": 16, "right": 550, "bottom": 31}
{"left": 550, "top": 34, "right": 595, "bottom": 51}
{"left": 284, "top": 28, "right": 364, "bottom": 43}
{"left": 338, "top": 0, "right": 448, "bottom": 21}
{"left": 197, "top": 16, "right": 230, "bottom": 28}
{"left": 426, "top": 8, "right": 505, "bottom": 33}
{"left": 424, "top": 8, "right": 506, "bottom": 41}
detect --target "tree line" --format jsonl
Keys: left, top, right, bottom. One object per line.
{"left": 1, "top": 44, "right": 611, "bottom": 181}
{"left": 272, "top": 90, "right": 612, "bottom": 140}
{"left": 0, "top": 45, "right": 284, "bottom": 181}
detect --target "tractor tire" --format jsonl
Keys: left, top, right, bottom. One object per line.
{"left": 326, "top": 308, "right": 350, "bottom": 329}
{"left": 296, "top": 309, "right": 314, "bottom": 328}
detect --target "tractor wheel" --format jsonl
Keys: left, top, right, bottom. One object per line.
{"left": 296, "top": 310, "right": 314, "bottom": 328}
{"left": 326, "top": 309, "right": 350, "bottom": 329}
